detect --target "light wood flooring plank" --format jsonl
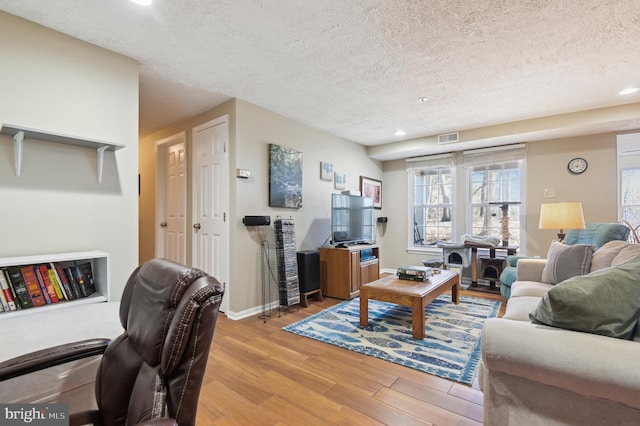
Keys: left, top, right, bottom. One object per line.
{"left": 197, "top": 288, "right": 505, "bottom": 425}
{"left": 374, "top": 386, "right": 481, "bottom": 425}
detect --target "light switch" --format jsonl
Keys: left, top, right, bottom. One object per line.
{"left": 544, "top": 188, "right": 556, "bottom": 198}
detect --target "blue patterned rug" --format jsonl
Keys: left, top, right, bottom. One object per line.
{"left": 283, "top": 294, "right": 501, "bottom": 385}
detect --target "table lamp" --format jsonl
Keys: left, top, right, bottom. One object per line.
{"left": 539, "top": 202, "right": 585, "bottom": 242}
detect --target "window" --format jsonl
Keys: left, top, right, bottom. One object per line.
{"left": 407, "top": 154, "right": 455, "bottom": 247}
{"left": 617, "top": 133, "right": 640, "bottom": 235}
{"left": 621, "top": 167, "right": 640, "bottom": 226}
{"left": 411, "top": 168, "right": 454, "bottom": 245}
{"left": 407, "top": 145, "right": 526, "bottom": 250}
{"left": 468, "top": 161, "right": 523, "bottom": 246}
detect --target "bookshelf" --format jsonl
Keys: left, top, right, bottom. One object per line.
{"left": 0, "top": 251, "right": 109, "bottom": 319}
{"left": 0, "top": 123, "right": 125, "bottom": 183}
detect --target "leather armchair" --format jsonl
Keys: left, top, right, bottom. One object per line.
{"left": 0, "top": 258, "right": 224, "bottom": 426}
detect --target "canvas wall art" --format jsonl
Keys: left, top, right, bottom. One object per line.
{"left": 269, "top": 144, "right": 303, "bottom": 208}
{"left": 320, "top": 161, "right": 333, "bottom": 181}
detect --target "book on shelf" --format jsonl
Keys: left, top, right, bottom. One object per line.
{"left": 0, "top": 270, "right": 17, "bottom": 311}
{"left": 63, "top": 267, "right": 82, "bottom": 299}
{"left": 44, "top": 263, "right": 67, "bottom": 301}
{"left": 0, "top": 283, "right": 9, "bottom": 311}
{"left": 18, "top": 266, "right": 47, "bottom": 307}
{"left": 52, "top": 263, "right": 74, "bottom": 301}
{"left": 37, "top": 264, "right": 63, "bottom": 303}
{"left": 76, "top": 262, "right": 96, "bottom": 296}
{"left": 0, "top": 291, "right": 9, "bottom": 312}
{"left": 4, "top": 267, "right": 33, "bottom": 309}
{"left": 34, "top": 265, "right": 56, "bottom": 304}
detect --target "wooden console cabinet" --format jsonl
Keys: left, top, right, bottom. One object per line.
{"left": 318, "top": 244, "right": 379, "bottom": 299}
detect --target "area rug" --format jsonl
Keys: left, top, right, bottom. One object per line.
{"left": 282, "top": 294, "right": 501, "bottom": 385}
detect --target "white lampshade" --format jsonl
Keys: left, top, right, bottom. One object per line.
{"left": 539, "top": 202, "right": 585, "bottom": 242}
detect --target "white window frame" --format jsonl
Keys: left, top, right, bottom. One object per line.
{"left": 407, "top": 145, "right": 527, "bottom": 253}
{"left": 617, "top": 133, "right": 640, "bottom": 233}
{"left": 463, "top": 145, "right": 527, "bottom": 250}
{"left": 406, "top": 154, "right": 455, "bottom": 253}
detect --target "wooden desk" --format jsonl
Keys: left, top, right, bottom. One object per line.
{"left": 359, "top": 270, "right": 460, "bottom": 340}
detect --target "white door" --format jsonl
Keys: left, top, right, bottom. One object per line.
{"left": 156, "top": 132, "right": 187, "bottom": 264}
{"left": 192, "top": 116, "right": 229, "bottom": 313}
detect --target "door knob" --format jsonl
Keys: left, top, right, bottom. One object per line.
{"left": 160, "top": 222, "right": 167, "bottom": 227}
{"left": 193, "top": 223, "right": 201, "bottom": 230}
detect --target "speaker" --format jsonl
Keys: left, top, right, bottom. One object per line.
{"left": 377, "top": 217, "right": 388, "bottom": 223}
{"left": 243, "top": 215, "right": 271, "bottom": 226}
{"left": 297, "top": 250, "right": 320, "bottom": 293}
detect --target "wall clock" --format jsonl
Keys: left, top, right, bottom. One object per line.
{"left": 568, "top": 157, "right": 588, "bottom": 175}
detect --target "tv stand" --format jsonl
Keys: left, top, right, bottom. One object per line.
{"left": 318, "top": 244, "right": 379, "bottom": 299}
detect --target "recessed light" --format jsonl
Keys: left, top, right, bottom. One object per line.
{"left": 417, "top": 97, "right": 428, "bottom": 103}
{"left": 395, "top": 130, "right": 407, "bottom": 136}
{"left": 130, "top": 0, "right": 152, "bottom": 5}
{"left": 618, "top": 87, "right": 639, "bottom": 96}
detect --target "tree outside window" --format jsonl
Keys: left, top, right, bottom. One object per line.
{"left": 621, "top": 167, "right": 640, "bottom": 227}
{"left": 469, "top": 161, "right": 522, "bottom": 246}
{"left": 411, "top": 168, "right": 454, "bottom": 246}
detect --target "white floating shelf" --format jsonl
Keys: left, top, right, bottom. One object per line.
{"left": 1, "top": 123, "right": 125, "bottom": 183}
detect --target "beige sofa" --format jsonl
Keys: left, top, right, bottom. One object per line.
{"left": 480, "top": 240, "right": 640, "bottom": 426}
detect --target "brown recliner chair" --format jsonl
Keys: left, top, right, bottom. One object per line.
{"left": 0, "top": 258, "right": 224, "bottom": 426}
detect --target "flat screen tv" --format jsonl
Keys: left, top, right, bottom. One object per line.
{"left": 331, "top": 193, "right": 375, "bottom": 246}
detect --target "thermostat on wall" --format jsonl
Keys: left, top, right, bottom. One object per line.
{"left": 236, "top": 168, "right": 252, "bottom": 179}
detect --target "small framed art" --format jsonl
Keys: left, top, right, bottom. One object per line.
{"left": 360, "top": 176, "right": 382, "bottom": 209}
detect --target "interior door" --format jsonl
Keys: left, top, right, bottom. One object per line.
{"left": 156, "top": 132, "right": 186, "bottom": 264}
{"left": 192, "top": 116, "right": 229, "bottom": 313}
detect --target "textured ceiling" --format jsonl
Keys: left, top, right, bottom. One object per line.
{"left": 1, "top": 0, "right": 640, "bottom": 160}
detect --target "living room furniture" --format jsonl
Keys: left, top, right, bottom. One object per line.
{"left": 538, "top": 201, "right": 586, "bottom": 242}
{"left": 468, "top": 245, "right": 517, "bottom": 293}
{"left": 318, "top": 244, "right": 379, "bottom": 299}
{"left": 296, "top": 250, "right": 323, "bottom": 307}
{"left": 0, "top": 251, "right": 110, "bottom": 318}
{"left": 499, "top": 222, "right": 631, "bottom": 299}
{"left": 359, "top": 269, "right": 460, "bottom": 340}
{"left": 480, "top": 240, "right": 640, "bottom": 425}
{"left": 0, "top": 258, "right": 225, "bottom": 426}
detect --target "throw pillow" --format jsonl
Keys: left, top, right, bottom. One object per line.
{"left": 590, "top": 240, "right": 629, "bottom": 272}
{"left": 541, "top": 242, "right": 595, "bottom": 284}
{"left": 530, "top": 255, "right": 640, "bottom": 340}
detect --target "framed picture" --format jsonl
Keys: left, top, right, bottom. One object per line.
{"left": 360, "top": 176, "right": 382, "bottom": 209}
{"left": 320, "top": 161, "right": 333, "bottom": 181}
{"left": 269, "top": 144, "right": 303, "bottom": 208}
{"left": 334, "top": 172, "right": 346, "bottom": 190}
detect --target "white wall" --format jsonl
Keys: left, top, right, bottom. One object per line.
{"left": 0, "top": 12, "right": 139, "bottom": 300}
{"left": 231, "top": 100, "right": 382, "bottom": 315}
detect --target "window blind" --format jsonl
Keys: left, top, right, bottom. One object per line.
{"left": 462, "top": 143, "right": 527, "bottom": 166}
{"left": 405, "top": 153, "right": 455, "bottom": 171}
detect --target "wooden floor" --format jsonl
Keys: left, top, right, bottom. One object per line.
{"left": 196, "top": 286, "right": 505, "bottom": 425}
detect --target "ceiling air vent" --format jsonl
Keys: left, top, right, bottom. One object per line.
{"left": 437, "top": 132, "right": 459, "bottom": 144}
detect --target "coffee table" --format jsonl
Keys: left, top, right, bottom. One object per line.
{"left": 359, "top": 269, "right": 460, "bottom": 340}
